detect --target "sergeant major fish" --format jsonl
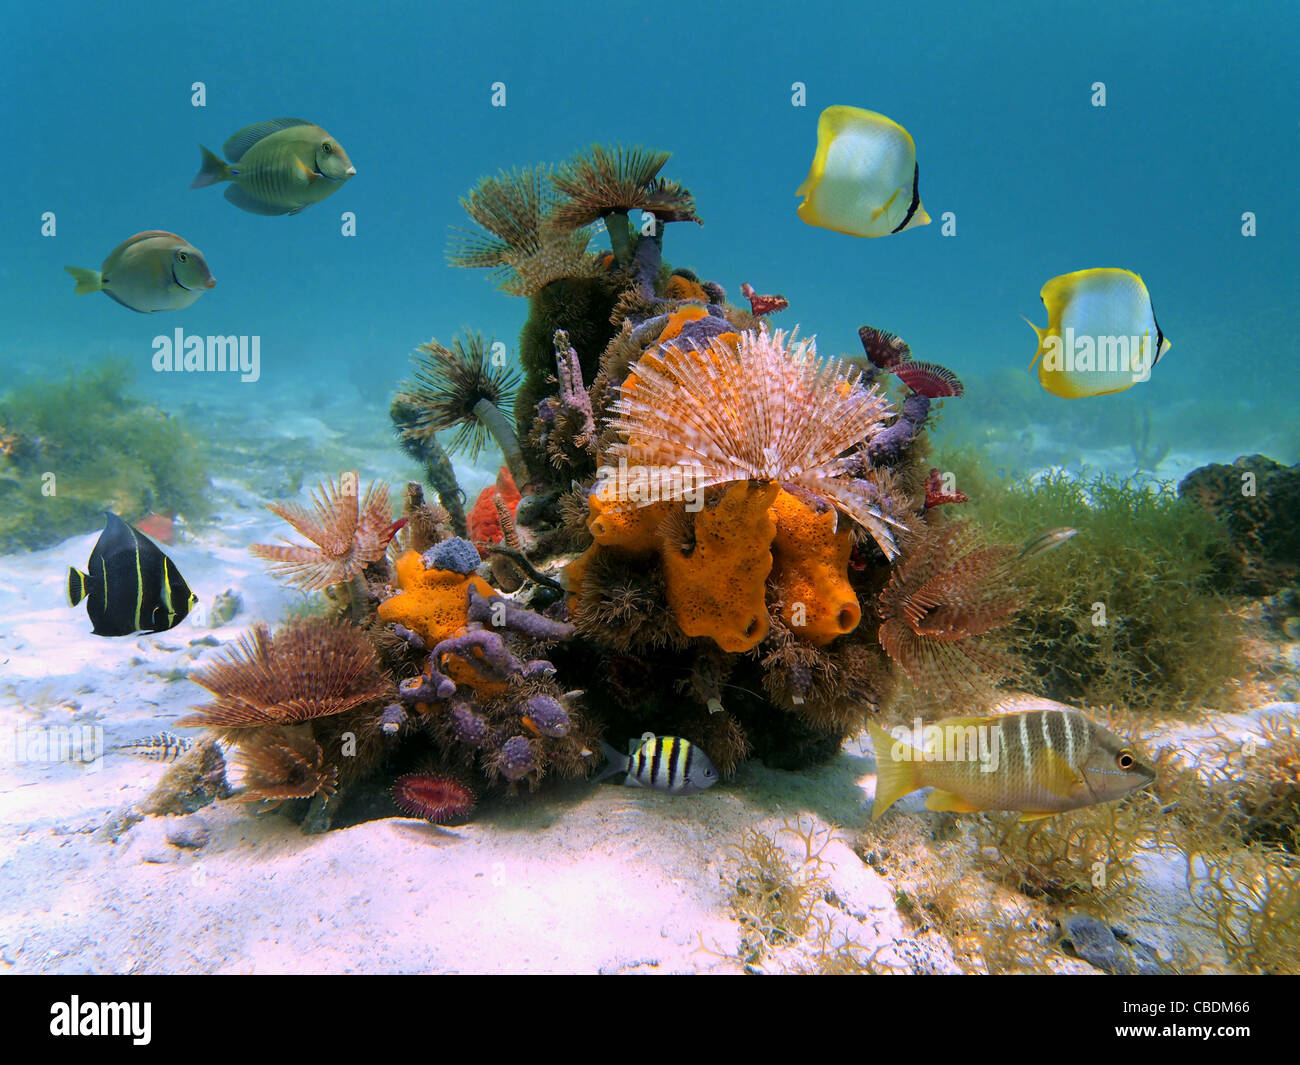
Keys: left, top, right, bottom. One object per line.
{"left": 65, "top": 231, "right": 215, "bottom": 313}
{"left": 869, "top": 696, "right": 1155, "bottom": 822}
{"left": 595, "top": 734, "right": 719, "bottom": 794}
{"left": 191, "top": 117, "right": 355, "bottom": 216}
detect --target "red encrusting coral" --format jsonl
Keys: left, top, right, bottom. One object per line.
{"left": 392, "top": 772, "right": 476, "bottom": 823}
{"left": 135, "top": 512, "right": 176, "bottom": 544}
{"left": 467, "top": 465, "right": 521, "bottom": 549}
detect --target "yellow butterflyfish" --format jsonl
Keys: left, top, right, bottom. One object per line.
{"left": 1024, "top": 268, "right": 1172, "bottom": 398}
{"left": 796, "top": 105, "right": 929, "bottom": 238}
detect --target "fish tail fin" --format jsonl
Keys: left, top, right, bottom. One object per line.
{"left": 67, "top": 567, "right": 88, "bottom": 607}
{"left": 64, "top": 266, "right": 102, "bottom": 294}
{"left": 1021, "top": 314, "right": 1047, "bottom": 370}
{"left": 190, "top": 145, "right": 232, "bottom": 189}
{"left": 592, "top": 739, "right": 628, "bottom": 783}
{"left": 869, "top": 721, "right": 918, "bottom": 822}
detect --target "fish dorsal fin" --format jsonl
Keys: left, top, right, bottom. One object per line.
{"left": 118, "top": 231, "right": 184, "bottom": 249}
{"left": 223, "top": 118, "right": 314, "bottom": 162}
{"left": 97, "top": 511, "right": 135, "bottom": 555}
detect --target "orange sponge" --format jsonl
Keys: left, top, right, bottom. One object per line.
{"left": 377, "top": 550, "right": 495, "bottom": 647}
{"left": 769, "top": 489, "right": 861, "bottom": 645}
{"left": 660, "top": 482, "right": 779, "bottom": 652}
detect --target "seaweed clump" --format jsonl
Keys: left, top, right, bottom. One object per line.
{"left": 0, "top": 361, "right": 211, "bottom": 551}
{"left": 936, "top": 457, "right": 1249, "bottom": 712}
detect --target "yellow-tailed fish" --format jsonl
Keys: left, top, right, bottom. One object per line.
{"left": 869, "top": 696, "right": 1155, "bottom": 822}
{"left": 190, "top": 117, "right": 355, "bottom": 216}
{"left": 65, "top": 231, "right": 215, "bottom": 313}
{"left": 1024, "top": 268, "right": 1171, "bottom": 398}
{"left": 67, "top": 512, "right": 197, "bottom": 637}
{"left": 796, "top": 105, "right": 929, "bottom": 238}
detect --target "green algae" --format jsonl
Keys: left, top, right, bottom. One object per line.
{"left": 0, "top": 361, "right": 211, "bottom": 552}
{"left": 932, "top": 453, "right": 1248, "bottom": 713}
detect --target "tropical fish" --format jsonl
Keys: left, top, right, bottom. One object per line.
{"left": 190, "top": 117, "right": 356, "bottom": 216}
{"left": 595, "top": 734, "right": 719, "bottom": 794}
{"left": 1024, "top": 268, "right": 1171, "bottom": 398}
{"left": 65, "top": 231, "right": 215, "bottom": 313}
{"left": 796, "top": 106, "right": 929, "bottom": 237}
{"left": 67, "top": 512, "right": 197, "bottom": 637}
{"left": 1018, "top": 526, "right": 1079, "bottom": 559}
{"left": 869, "top": 697, "right": 1155, "bottom": 822}
{"left": 114, "top": 732, "right": 193, "bottom": 762}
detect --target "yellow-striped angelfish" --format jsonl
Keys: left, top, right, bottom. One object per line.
{"left": 1024, "top": 268, "right": 1171, "bottom": 398}
{"left": 191, "top": 117, "right": 355, "bottom": 216}
{"left": 796, "top": 105, "right": 930, "bottom": 238}
{"left": 67, "top": 513, "right": 197, "bottom": 637}
{"left": 595, "top": 734, "right": 719, "bottom": 794}
{"left": 868, "top": 697, "right": 1155, "bottom": 822}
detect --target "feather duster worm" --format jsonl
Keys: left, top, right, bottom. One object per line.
{"left": 235, "top": 729, "right": 338, "bottom": 809}
{"left": 599, "top": 327, "right": 907, "bottom": 559}
{"left": 178, "top": 618, "right": 390, "bottom": 730}
{"left": 877, "top": 520, "right": 1023, "bottom": 693}
{"left": 250, "top": 472, "right": 397, "bottom": 591}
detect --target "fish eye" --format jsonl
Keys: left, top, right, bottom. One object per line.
{"left": 1116, "top": 750, "right": 1135, "bottom": 770}
{"left": 322, "top": 141, "right": 333, "bottom": 152}
{"left": 177, "top": 252, "right": 188, "bottom": 262}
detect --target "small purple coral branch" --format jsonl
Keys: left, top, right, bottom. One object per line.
{"left": 552, "top": 330, "right": 596, "bottom": 453}
{"left": 467, "top": 585, "right": 574, "bottom": 641}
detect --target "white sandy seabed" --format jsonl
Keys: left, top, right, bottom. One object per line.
{"left": 0, "top": 421, "right": 1293, "bottom": 974}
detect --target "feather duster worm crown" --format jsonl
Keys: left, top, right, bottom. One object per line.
{"left": 598, "top": 327, "right": 906, "bottom": 558}
{"left": 250, "top": 473, "right": 395, "bottom": 591}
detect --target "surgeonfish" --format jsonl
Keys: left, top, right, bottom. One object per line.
{"left": 595, "top": 734, "right": 719, "bottom": 794}
{"left": 65, "top": 231, "right": 215, "bottom": 313}
{"left": 67, "top": 512, "right": 197, "bottom": 637}
{"left": 1024, "top": 268, "right": 1171, "bottom": 398}
{"left": 796, "top": 105, "right": 930, "bottom": 237}
{"left": 869, "top": 696, "right": 1155, "bottom": 822}
{"left": 190, "top": 117, "right": 355, "bottom": 215}
{"left": 114, "top": 732, "right": 193, "bottom": 762}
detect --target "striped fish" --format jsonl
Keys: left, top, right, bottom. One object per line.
{"left": 595, "top": 734, "right": 719, "bottom": 795}
{"left": 67, "top": 512, "right": 197, "bottom": 637}
{"left": 115, "top": 732, "right": 193, "bottom": 762}
{"left": 869, "top": 697, "right": 1155, "bottom": 822}
{"left": 190, "top": 118, "right": 355, "bottom": 216}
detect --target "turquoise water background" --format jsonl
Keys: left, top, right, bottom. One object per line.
{"left": 3, "top": 0, "right": 1296, "bottom": 464}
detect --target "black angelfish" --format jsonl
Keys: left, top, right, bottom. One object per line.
{"left": 67, "top": 512, "right": 197, "bottom": 637}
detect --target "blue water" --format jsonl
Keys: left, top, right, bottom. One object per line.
{"left": 3, "top": 0, "right": 1297, "bottom": 459}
